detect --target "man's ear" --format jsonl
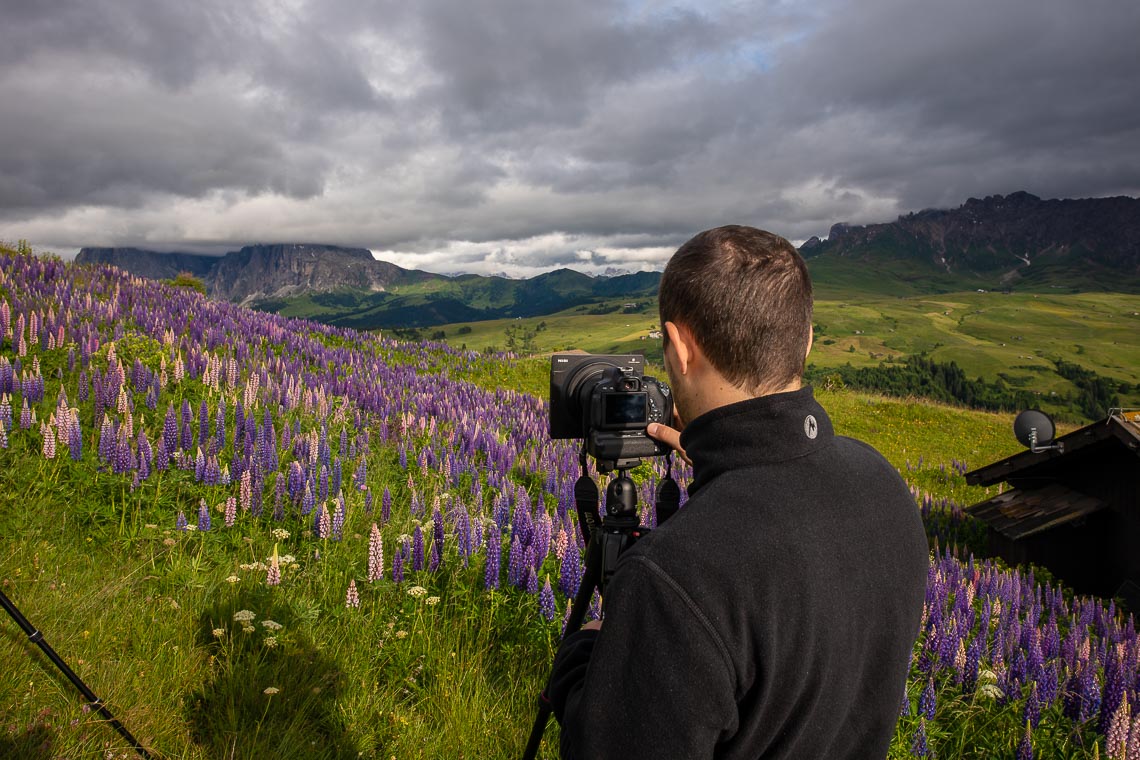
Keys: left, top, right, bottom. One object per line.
{"left": 806, "top": 324, "right": 813, "bottom": 359}
{"left": 664, "top": 321, "right": 693, "bottom": 376}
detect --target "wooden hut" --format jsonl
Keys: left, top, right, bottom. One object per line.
{"left": 964, "top": 411, "right": 1140, "bottom": 609}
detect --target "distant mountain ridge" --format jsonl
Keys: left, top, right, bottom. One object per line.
{"left": 75, "top": 191, "right": 1140, "bottom": 329}
{"left": 801, "top": 191, "right": 1140, "bottom": 291}
{"left": 75, "top": 243, "right": 662, "bottom": 329}
{"left": 76, "top": 243, "right": 436, "bottom": 304}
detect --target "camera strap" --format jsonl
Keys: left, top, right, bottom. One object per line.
{"left": 654, "top": 454, "right": 681, "bottom": 525}
{"left": 573, "top": 447, "right": 601, "bottom": 545}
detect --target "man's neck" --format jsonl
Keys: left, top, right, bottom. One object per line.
{"left": 685, "top": 376, "right": 802, "bottom": 422}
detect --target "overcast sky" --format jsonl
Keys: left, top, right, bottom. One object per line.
{"left": 2, "top": 0, "right": 1138, "bottom": 277}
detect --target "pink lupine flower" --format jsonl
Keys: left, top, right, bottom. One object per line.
{"left": 367, "top": 523, "right": 384, "bottom": 582}
{"left": 345, "top": 579, "right": 360, "bottom": 608}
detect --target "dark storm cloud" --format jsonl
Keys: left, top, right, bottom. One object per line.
{"left": 1, "top": 0, "right": 1138, "bottom": 273}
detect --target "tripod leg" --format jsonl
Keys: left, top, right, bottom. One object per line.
{"left": 521, "top": 532, "right": 603, "bottom": 760}
{"left": 0, "top": 589, "right": 153, "bottom": 759}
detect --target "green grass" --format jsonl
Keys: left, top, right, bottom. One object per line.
{"left": 437, "top": 290, "right": 1140, "bottom": 419}
{"left": 0, "top": 244, "right": 1129, "bottom": 759}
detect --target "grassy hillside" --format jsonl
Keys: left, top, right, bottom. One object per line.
{"left": 1, "top": 246, "right": 1135, "bottom": 759}
{"left": 437, "top": 290, "right": 1140, "bottom": 421}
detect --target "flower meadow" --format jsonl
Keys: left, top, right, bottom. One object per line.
{"left": 0, "top": 246, "right": 1138, "bottom": 759}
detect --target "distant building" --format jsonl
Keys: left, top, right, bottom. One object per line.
{"left": 965, "top": 411, "right": 1140, "bottom": 609}
{"left": 647, "top": 330, "right": 662, "bottom": 339}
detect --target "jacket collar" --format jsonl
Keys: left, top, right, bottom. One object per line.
{"left": 679, "top": 386, "right": 834, "bottom": 497}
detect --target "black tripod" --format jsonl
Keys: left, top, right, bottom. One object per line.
{"left": 0, "top": 588, "right": 153, "bottom": 759}
{"left": 522, "top": 453, "right": 680, "bottom": 759}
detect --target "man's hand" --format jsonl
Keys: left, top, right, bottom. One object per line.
{"left": 647, "top": 422, "right": 691, "bottom": 466}
{"left": 582, "top": 620, "right": 602, "bottom": 631}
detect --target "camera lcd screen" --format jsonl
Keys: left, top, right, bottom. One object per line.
{"left": 603, "top": 392, "right": 648, "bottom": 427}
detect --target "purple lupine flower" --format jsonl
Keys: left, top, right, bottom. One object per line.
{"left": 332, "top": 493, "right": 345, "bottom": 541}
{"left": 1023, "top": 681, "right": 1041, "bottom": 728}
{"left": 910, "top": 718, "right": 929, "bottom": 757}
{"left": 136, "top": 429, "right": 151, "bottom": 477}
{"left": 198, "top": 400, "right": 209, "bottom": 446}
{"left": 526, "top": 566, "right": 539, "bottom": 595}
{"left": 539, "top": 577, "right": 556, "bottom": 621}
{"left": 429, "top": 507, "right": 444, "bottom": 572}
{"left": 162, "top": 403, "right": 178, "bottom": 453}
{"left": 587, "top": 589, "right": 601, "bottom": 622}
{"left": 180, "top": 403, "right": 193, "bottom": 452}
{"left": 560, "top": 543, "right": 582, "bottom": 599}
{"left": 197, "top": 499, "right": 211, "bottom": 531}
{"left": 302, "top": 483, "right": 315, "bottom": 515}
{"left": 345, "top": 579, "right": 360, "bottom": 609}
{"left": 455, "top": 504, "right": 472, "bottom": 566}
{"left": 392, "top": 541, "right": 406, "bottom": 583}
{"left": 919, "top": 676, "right": 936, "bottom": 719}
{"left": 412, "top": 525, "right": 425, "bottom": 571}
{"left": 215, "top": 396, "right": 226, "bottom": 450}
{"left": 176, "top": 510, "right": 188, "bottom": 531}
{"left": 1016, "top": 721, "right": 1033, "bottom": 760}
{"left": 367, "top": 523, "right": 384, "bottom": 582}
{"left": 155, "top": 436, "right": 169, "bottom": 471}
{"left": 364, "top": 488, "right": 373, "bottom": 514}
{"left": 382, "top": 486, "right": 391, "bottom": 524}
{"left": 1099, "top": 649, "right": 1126, "bottom": 735}
{"left": 484, "top": 524, "right": 501, "bottom": 590}
{"left": 507, "top": 535, "right": 524, "bottom": 588}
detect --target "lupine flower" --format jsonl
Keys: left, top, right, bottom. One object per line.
{"left": 429, "top": 507, "right": 444, "bottom": 571}
{"left": 484, "top": 524, "right": 501, "bottom": 590}
{"left": 266, "top": 545, "right": 281, "bottom": 587}
{"left": 345, "top": 579, "right": 360, "bottom": 608}
{"left": 176, "top": 510, "right": 187, "bottom": 531}
{"left": 412, "top": 525, "right": 425, "bottom": 571}
{"left": 367, "top": 523, "right": 384, "bottom": 582}
{"left": 919, "top": 676, "right": 936, "bottom": 719}
{"left": 224, "top": 497, "right": 236, "bottom": 527}
{"left": 332, "top": 493, "right": 345, "bottom": 541}
{"left": 392, "top": 540, "right": 406, "bottom": 583}
{"left": 1016, "top": 721, "right": 1033, "bottom": 760}
{"left": 539, "top": 577, "right": 556, "bottom": 621}
{"left": 1024, "top": 681, "right": 1041, "bottom": 728}
{"left": 1106, "top": 693, "right": 1131, "bottom": 760}
{"left": 197, "top": 499, "right": 211, "bottom": 531}
{"left": 508, "top": 535, "right": 524, "bottom": 588}
{"left": 910, "top": 717, "right": 929, "bottom": 757}
{"left": 560, "top": 543, "right": 582, "bottom": 599}
{"left": 41, "top": 421, "right": 56, "bottom": 458}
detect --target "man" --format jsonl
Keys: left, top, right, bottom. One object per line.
{"left": 547, "top": 226, "right": 928, "bottom": 759}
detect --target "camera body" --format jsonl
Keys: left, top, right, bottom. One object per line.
{"left": 549, "top": 353, "right": 673, "bottom": 470}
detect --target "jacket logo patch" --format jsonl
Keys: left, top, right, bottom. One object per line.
{"left": 804, "top": 415, "right": 818, "bottom": 439}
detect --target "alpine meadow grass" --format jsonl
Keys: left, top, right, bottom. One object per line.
{"left": 1, "top": 245, "right": 1137, "bottom": 758}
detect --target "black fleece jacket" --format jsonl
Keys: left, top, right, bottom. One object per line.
{"left": 548, "top": 387, "right": 928, "bottom": 759}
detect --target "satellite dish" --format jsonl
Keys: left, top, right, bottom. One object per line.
{"left": 1013, "top": 409, "right": 1058, "bottom": 452}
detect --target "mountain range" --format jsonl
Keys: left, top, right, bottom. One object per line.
{"left": 76, "top": 191, "right": 1140, "bottom": 328}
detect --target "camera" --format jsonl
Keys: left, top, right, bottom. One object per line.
{"left": 549, "top": 353, "right": 673, "bottom": 471}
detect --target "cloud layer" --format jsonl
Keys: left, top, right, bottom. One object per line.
{"left": 2, "top": 0, "right": 1138, "bottom": 275}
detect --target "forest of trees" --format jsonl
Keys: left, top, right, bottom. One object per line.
{"left": 808, "top": 355, "right": 1130, "bottom": 421}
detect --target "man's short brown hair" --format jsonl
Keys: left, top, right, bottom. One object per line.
{"left": 659, "top": 225, "right": 813, "bottom": 394}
